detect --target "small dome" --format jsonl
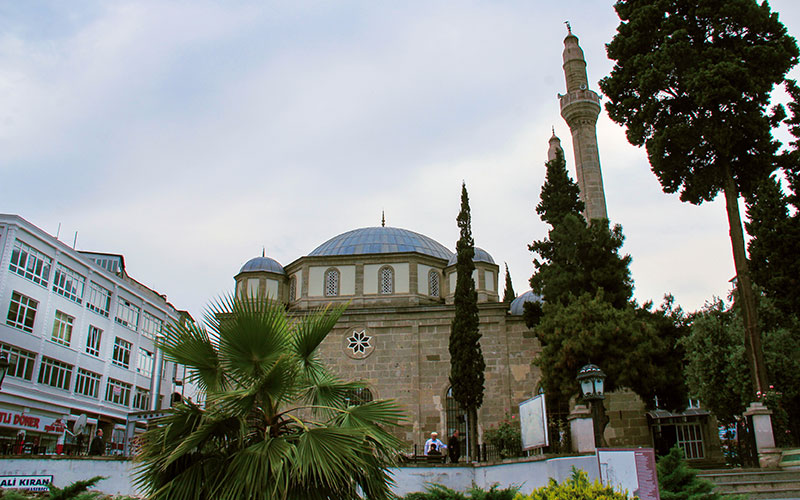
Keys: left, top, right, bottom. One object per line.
{"left": 447, "top": 246, "right": 495, "bottom": 266}
{"left": 238, "top": 256, "right": 285, "bottom": 275}
{"left": 309, "top": 227, "right": 453, "bottom": 260}
{"left": 509, "top": 290, "right": 543, "bottom": 315}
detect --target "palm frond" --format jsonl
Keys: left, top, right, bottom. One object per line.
{"left": 159, "top": 321, "right": 225, "bottom": 393}
{"left": 291, "top": 303, "right": 347, "bottom": 370}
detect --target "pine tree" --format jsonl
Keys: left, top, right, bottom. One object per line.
{"left": 657, "top": 446, "right": 725, "bottom": 500}
{"left": 600, "top": 0, "right": 799, "bottom": 396}
{"left": 529, "top": 149, "right": 633, "bottom": 311}
{"left": 745, "top": 174, "right": 800, "bottom": 319}
{"left": 449, "top": 182, "right": 485, "bottom": 461}
{"left": 502, "top": 263, "right": 515, "bottom": 303}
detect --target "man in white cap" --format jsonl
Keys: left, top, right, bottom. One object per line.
{"left": 424, "top": 431, "right": 446, "bottom": 456}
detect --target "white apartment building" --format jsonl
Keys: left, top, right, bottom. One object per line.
{"left": 0, "top": 214, "right": 189, "bottom": 454}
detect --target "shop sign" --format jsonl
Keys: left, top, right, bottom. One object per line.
{"left": 0, "top": 475, "right": 53, "bottom": 491}
{"left": 0, "top": 410, "right": 66, "bottom": 434}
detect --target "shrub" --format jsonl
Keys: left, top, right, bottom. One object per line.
{"left": 484, "top": 414, "right": 523, "bottom": 459}
{"left": 515, "top": 468, "right": 632, "bottom": 500}
{"left": 402, "top": 483, "right": 519, "bottom": 500}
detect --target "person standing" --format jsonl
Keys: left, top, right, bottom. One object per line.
{"left": 89, "top": 429, "right": 105, "bottom": 456}
{"left": 447, "top": 430, "right": 461, "bottom": 463}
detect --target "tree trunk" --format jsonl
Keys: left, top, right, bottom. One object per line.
{"left": 722, "top": 164, "right": 769, "bottom": 396}
{"left": 467, "top": 407, "right": 479, "bottom": 461}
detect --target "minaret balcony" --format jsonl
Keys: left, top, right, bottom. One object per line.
{"left": 559, "top": 89, "right": 601, "bottom": 111}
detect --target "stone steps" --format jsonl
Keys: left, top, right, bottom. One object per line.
{"left": 698, "top": 469, "right": 800, "bottom": 499}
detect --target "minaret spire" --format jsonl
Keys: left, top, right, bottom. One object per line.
{"left": 381, "top": 210, "right": 385, "bottom": 227}
{"left": 559, "top": 28, "right": 608, "bottom": 221}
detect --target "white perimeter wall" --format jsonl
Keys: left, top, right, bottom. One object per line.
{"left": 1, "top": 455, "right": 600, "bottom": 497}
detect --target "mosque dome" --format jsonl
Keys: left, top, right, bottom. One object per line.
{"left": 446, "top": 246, "right": 495, "bottom": 266}
{"left": 238, "top": 256, "right": 285, "bottom": 275}
{"left": 309, "top": 227, "right": 454, "bottom": 261}
{"left": 509, "top": 290, "right": 543, "bottom": 316}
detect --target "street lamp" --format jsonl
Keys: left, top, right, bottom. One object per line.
{"left": 577, "top": 363, "right": 608, "bottom": 448}
{"left": 0, "top": 353, "right": 10, "bottom": 390}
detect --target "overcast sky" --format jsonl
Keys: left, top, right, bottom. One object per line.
{"left": 2, "top": 1, "right": 799, "bottom": 320}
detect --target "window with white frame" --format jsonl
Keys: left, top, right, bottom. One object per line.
{"left": 676, "top": 423, "right": 705, "bottom": 459}
{"left": 115, "top": 297, "right": 140, "bottom": 330}
{"left": 141, "top": 312, "right": 162, "bottom": 340}
{"left": 52, "top": 264, "right": 85, "bottom": 303}
{"left": 38, "top": 357, "right": 73, "bottom": 390}
{"left": 105, "top": 378, "right": 131, "bottom": 406}
{"left": 74, "top": 368, "right": 101, "bottom": 398}
{"left": 0, "top": 343, "right": 36, "bottom": 380}
{"left": 50, "top": 311, "right": 74, "bottom": 346}
{"left": 6, "top": 291, "right": 38, "bottom": 333}
{"left": 324, "top": 268, "right": 339, "bottom": 297}
{"left": 379, "top": 266, "right": 394, "bottom": 294}
{"left": 86, "top": 282, "right": 111, "bottom": 317}
{"left": 112, "top": 337, "right": 132, "bottom": 368}
{"left": 85, "top": 325, "right": 102, "bottom": 357}
{"left": 137, "top": 348, "right": 154, "bottom": 377}
{"left": 429, "top": 270, "right": 440, "bottom": 297}
{"left": 9, "top": 239, "right": 52, "bottom": 286}
{"left": 133, "top": 387, "right": 150, "bottom": 410}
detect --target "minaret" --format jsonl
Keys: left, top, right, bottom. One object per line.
{"left": 547, "top": 128, "right": 563, "bottom": 162}
{"left": 559, "top": 25, "right": 608, "bottom": 221}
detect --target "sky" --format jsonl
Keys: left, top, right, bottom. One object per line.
{"left": 1, "top": 1, "right": 799, "bottom": 321}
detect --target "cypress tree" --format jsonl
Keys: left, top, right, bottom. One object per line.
{"left": 449, "top": 182, "right": 485, "bottom": 460}
{"left": 657, "top": 446, "right": 724, "bottom": 500}
{"left": 502, "top": 263, "right": 515, "bottom": 303}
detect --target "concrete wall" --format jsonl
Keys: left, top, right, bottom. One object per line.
{"left": 0, "top": 455, "right": 600, "bottom": 498}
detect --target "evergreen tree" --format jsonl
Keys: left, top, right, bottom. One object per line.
{"left": 745, "top": 174, "right": 800, "bottom": 319}
{"left": 449, "top": 182, "right": 485, "bottom": 460}
{"left": 600, "top": 0, "right": 799, "bottom": 396}
{"left": 657, "top": 446, "right": 726, "bottom": 500}
{"left": 502, "top": 263, "right": 515, "bottom": 303}
{"left": 529, "top": 149, "right": 633, "bottom": 311}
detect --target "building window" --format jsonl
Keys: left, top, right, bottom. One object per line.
{"left": 38, "top": 357, "right": 73, "bottom": 390}
{"left": 676, "top": 423, "right": 705, "bottom": 459}
{"left": 52, "top": 264, "right": 85, "bottom": 303}
{"left": 112, "top": 337, "right": 132, "bottom": 368}
{"left": 105, "top": 378, "right": 132, "bottom": 406}
{"left": 429, "top": 270, "right": 440, "bottom": 297}
{"left": 289, "top": 276, "right": 297, "bottom": 301}
{"left": 74, "top": 368, "right": 102, "bottom": 398}
{"left": 86, "top": 325, "right": 102, "bottom": 357}
{"left": 9, "top": 239, "right": 52, "bottom": 286}
{"left": 379, "top": 266, "right": 394, "bottom": 294}
{"left": 324, "top": 268, "right": 339, "bottom": 297}
{"left": 86, "top": 282, "right": 111, "bottom": 317}
{"left": 6, "top": 291, "right": 38, "bottom": 333}
{"left": 115, "top": 297, "right": 140, "bottom": 331}
{"left": 0, "top": 343, "right": 36, "bottom": 380}
{"left": 141, "top": 312, "right": 163, "bottom": 340}
{"left": 51, "top": 311, "right": 74, "bottom": 346}
{"left": 344, "top": 387, "right": 374, "bottom": 406}
{"left": 133, "top": 387, "right": 150, "bottom": 411}
{"left": 137, "top": 348, "right": 154, "bottom": 377}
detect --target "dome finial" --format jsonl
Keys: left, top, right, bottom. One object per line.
{"left": 262, "top": 247, "right": 265, "bottom": 258}
{"left": 381, "top": 210, "right": 385, "bottom": 227}
{"left": 565, "top": 20, "right": 571, "bottom": 34}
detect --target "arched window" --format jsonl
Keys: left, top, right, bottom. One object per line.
{"left": 289, "top": 276, "right": 297, "bottom": 301}
{"left": 379, "top": 266, "right": 394, "bottom": 294}
{"left": 325, "top": 268, "right": 339, "bottom": 297}
{"left": 429, "top": 270, "right": 440, "bottom": 297}
{"left": 445, "top": 387, "right": 467, "bottom": 453}
{"left": 344, "top": 387, "right": 374, "bottom": 407}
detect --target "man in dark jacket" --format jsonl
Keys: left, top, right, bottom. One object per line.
{"left": 448, "top": 430, "right": 461, "bottom": 463}
{"left": 89, "top": 429, "right": 105, "bottom": 456}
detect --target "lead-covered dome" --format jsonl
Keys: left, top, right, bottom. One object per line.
{"left": 509, "top": 290, "right": 543, "bottom": 315}
{"left": 239, "top": 256, "right": 285, "bottom": 275}
{"left": 309, "top": 227, "right": 454, "bottom": 260}
{"left": 447, "top": 246, "right": 495, "bottom": 266}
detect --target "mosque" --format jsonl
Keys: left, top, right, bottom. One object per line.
{"left": 228, "top": 30, "right": 727, "bottom": 461}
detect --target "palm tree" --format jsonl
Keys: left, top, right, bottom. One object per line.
{"left": 134, "top": 296, "right": 406, "bottom": 500}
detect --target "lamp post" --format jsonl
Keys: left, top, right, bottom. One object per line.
{"left": 577, "top": 363, "right": 608, "bottom": 448}
{"left": 0, "top": 353, "right": 9, "bottom": 390}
